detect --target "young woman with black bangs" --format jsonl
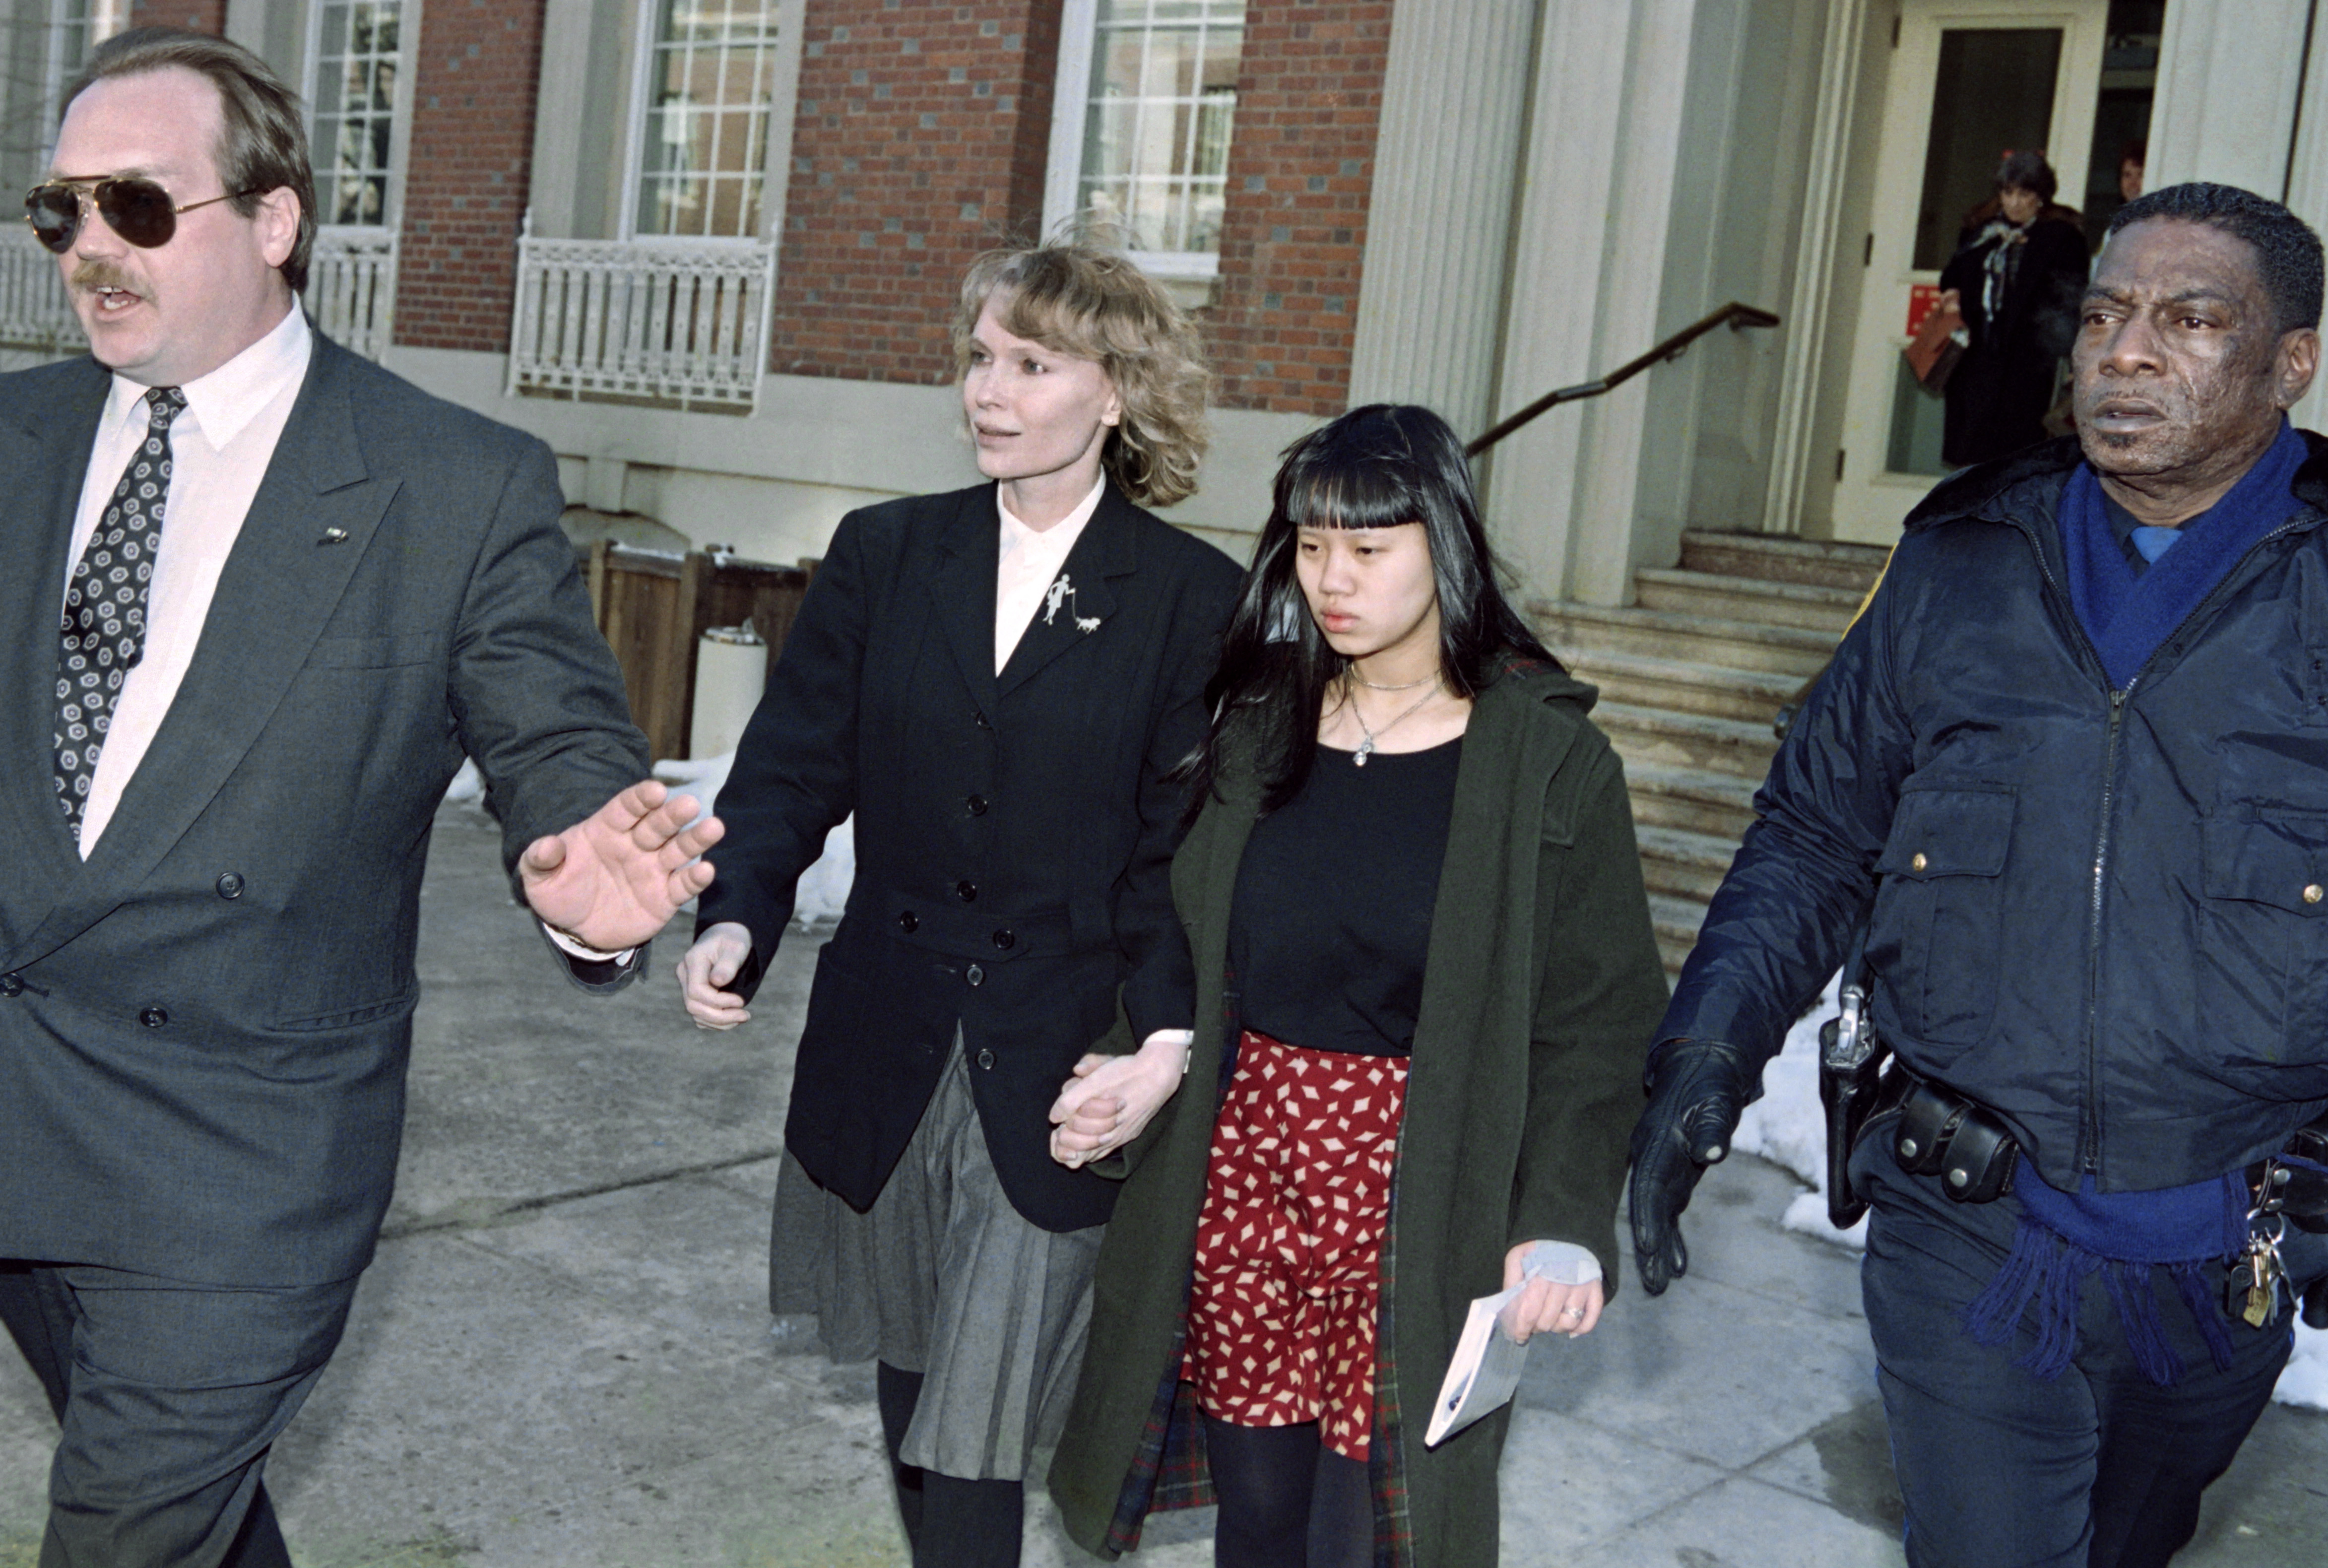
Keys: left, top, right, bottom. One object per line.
{"left": 1045, "top": 403, "right": 1671, "bottom": 1567}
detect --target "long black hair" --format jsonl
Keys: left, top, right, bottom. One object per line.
{"left": 1182, "top": 403, "right": 1557, "bottom": 817}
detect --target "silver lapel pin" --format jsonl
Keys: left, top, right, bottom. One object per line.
{"left": 319, "top": 526, "right": 349, "bottom": 545}
{"left": 1042, "top": 574, "right": 1102, "bottom": 634}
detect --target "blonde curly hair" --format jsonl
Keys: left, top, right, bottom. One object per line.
{"left": 952, "top": 243, "right": 1211, "bottom": 508}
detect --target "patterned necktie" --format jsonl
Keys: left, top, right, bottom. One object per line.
{"left": 54, "top": 385, "right": 187, "bottom": 828}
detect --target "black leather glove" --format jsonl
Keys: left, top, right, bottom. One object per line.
{"left": 1629, "top": 1039, "right": 1758, "bottom": 1296}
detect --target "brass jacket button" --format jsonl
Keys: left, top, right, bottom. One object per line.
{"left": 1911, "top": 852, "right": 1929, "bottom": 873}
{"left": 2306, "top": 884, "right": 2324, "bottom": 905}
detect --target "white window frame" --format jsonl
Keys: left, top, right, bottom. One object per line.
{"left": 301, "top": 0, "right": 421, "bottom": 235}
{"left": 1041, "top": 0, "right": 1241, "bottom": 283}
{"left": 618, "top": 0, "right": 796, "bottom": 249}
{"left": 41, "top": 0, "right": 130, "bottom": 155}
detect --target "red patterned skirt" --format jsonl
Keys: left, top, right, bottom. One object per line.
{"left": 1182, "top": 1030, "right": 1410, "bottom": 1461}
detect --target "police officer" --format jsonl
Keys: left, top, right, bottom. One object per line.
{"left": 1630, "top": 182, "right": 2328, "bottom": 1568}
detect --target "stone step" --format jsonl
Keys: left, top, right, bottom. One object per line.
{"left": 1679, "top": 529, "right": 1892, "bottom": 593}
{"left": 1636, "top": 823, "right": 1739, "bottom": 904}
{"left": 1624, "top": 763, "right": 1761, "bottom": 840}
{"left": 1568, "top": 650, "right": 1801, "bottom": 724}
{"left": 1634, "top": 568, "right": 1864, "bottom": 637}
{"left": 1598, "top": 701, "right": 1780, "bottom": 781}
{"left": 1542, "top": 602, "right": 1837, "bottom": 679}
{"left": 1651, "top": 892, "right": 1705, "bottom": 974}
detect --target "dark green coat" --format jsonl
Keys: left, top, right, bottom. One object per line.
{"left": 1049, "top": 658, "right": 1670, "bottom": 1565}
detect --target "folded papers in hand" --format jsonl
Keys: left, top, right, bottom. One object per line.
{"left": 1423, "top": 1241, "right": 1600, "bottom": 1448}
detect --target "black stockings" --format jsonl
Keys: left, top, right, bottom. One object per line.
{"left": 1203, "top": 1415, "right": 1373, "bottom": 1568}
{"left": 875, "top": 1361, "right": 1025, "bottom": 1568}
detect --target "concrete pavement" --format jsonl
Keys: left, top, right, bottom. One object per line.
{"left": 2, "top": 800, "right": 2323, "bottom": 1566}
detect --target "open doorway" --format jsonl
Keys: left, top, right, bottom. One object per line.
{"left": 1817, "top": 0, "right": 2161, "bottom": 544}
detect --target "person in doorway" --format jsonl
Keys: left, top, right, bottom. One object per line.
{"left": 0, "top": 28, "right": 715, "bottom": 1567}
{"left": 675, "top": 242, "right": 1240, "bottom": 1568}
{"left": 1630, "top": 181, "right": 2328, "bottom": 1568}
{"left": 2121, "top": 139, "right": 2148, "bottom": 203}
{"left": 1046, "top": 404, "right": 1670, "bottom": 1567}
{"left": 1937, "top": 149, "right": 2089, "bottom": 465}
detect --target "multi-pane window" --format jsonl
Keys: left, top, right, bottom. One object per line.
{"left": 634, "top": 0, "right": 784, "bottom": 240}
{"left": 46, "top": 0, "right": 130, "bottom": 126}
{"left": 1072, "top": 0, "right": 1243, "bottom": 261}
{"left": 309, "top": 0, "right": 402, "bottom": 227}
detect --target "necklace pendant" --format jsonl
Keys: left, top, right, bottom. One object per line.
{"left": 1353, "top": 738, "right": 1373, "bottom": 766}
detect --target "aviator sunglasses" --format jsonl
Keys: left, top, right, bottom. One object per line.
{"left": 22, "top": 177, "right": 257, "bottom": 254}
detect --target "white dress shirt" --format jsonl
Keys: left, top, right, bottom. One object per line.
{"left": 62, "top": 305, "right": 310, "bottom": 856}
{"left": 994, "top": 476, "right": 1105, "bottom": 673}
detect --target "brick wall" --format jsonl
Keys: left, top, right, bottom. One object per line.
{"left": 767, "top": 0, "right": 1061, "bottom": 384}
{"left": 393, "top": 0, "right": 545, "bottom": 351}
{"left": 129, "top": 0, "right": 226, "bottom": 34}
{"left": 1206, "top": 1, "right": 1391, "bottom": 417}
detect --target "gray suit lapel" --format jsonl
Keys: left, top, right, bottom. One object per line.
{"left": 7, "top": 339, "right": 398, "bottom": 970}
{"left": 0, "top": 362, "right": 113, "bottom": 936}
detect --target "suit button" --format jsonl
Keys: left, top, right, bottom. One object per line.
{"left": 975, "top": 1047, "right": 995, "bottom": 1069}
{"left": 955, "top": 880, "right": 977, "bottom": 903}
{"left": 0, "top": 974, "right": 21, "bottom": 998}
{"left": 2308, "top": 884, "right": 2324, "bottom": 906}
{"left": 966, "top": 794, "right": 988, "bottom": 816}
{"left": 215, "top": 872, "right": 244, "bottom": 899}
{"left": 967, "top": 964, "right": 985, "bottom": 986}
{"left": 1911, "top": 852, "right": 1928, "bottom": 873}
{"left": 992, "top": 928, "right": 1015, "bottom": 950}
{"left": 139, "top": 1006, "right": 167, "bottom": 1029}
{"left": 898, "top": 910, "right": 919, "bottom": 933}
{"left": 973, "top": 711, "right": 992, "bottom": 729}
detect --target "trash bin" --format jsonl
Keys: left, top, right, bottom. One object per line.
{"left": 689, "top": 622, "right": 767, "bottom": 760}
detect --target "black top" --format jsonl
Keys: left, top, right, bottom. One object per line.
{"left": 1228, "top": 737, "right": 1463, "bottom": 1057}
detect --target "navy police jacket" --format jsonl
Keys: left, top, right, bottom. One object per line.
{"left": 1662, "top": 433, "right": 2328, "bottom": 1193}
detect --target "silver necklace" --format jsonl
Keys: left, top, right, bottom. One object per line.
{"left": 1349, "top": 677, "right": 1441, "bottom": 766}
{"left": 1349, "top": 667, "right": 1435, "bottom": 691}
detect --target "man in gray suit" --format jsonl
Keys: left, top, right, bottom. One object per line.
{"left": 0, "top": 28, "right": 721, "bottom": 1565}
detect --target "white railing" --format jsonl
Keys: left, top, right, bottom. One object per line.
{"left": 0, "top": 228, "right": 83, "bottom": 354}
{"left": 506, "top": 213, "right": 776, "bottom": 412}
{"left": 0, "top": 225, "right": 396, "bottom": 361}
{"left": 310, "top": 227, "right": 397, "bottom": 361}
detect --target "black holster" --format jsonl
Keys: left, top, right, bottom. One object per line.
{"left": 1818, "top": 974, "right": 1889, "bottom": 1230}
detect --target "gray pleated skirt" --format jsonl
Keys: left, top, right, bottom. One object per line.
{"left": 771, "top": 1033, "right": 1103, "bottom": 1481}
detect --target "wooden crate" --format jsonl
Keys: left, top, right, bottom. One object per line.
{"left": 583, "top": 541, "right": 815, "bottom": 760}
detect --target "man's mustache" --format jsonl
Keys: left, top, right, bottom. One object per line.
{"left": 68, "top": 262, "right": 135, "bottom": 294}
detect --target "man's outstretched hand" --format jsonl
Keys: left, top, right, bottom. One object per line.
{"left": 519, "top": 780, "right": 724, "bottom": 953}
{"left": 1628, "top": 1039, "right": 1757, "bottom": 1296}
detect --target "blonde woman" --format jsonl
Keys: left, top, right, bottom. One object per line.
{"left": 677, "top": 243, "right": 1239, "bottom": 1568}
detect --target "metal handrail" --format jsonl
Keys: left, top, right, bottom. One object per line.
{"left": 1466, "top": 301, "right": 1781, "bottom": 457}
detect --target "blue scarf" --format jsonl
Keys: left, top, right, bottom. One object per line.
{"left": 1965, "top": 1160, "right": 2248, "bottom": 1385}
{"left": 2059, "top": 419, "right": 2309, "bottom": 689}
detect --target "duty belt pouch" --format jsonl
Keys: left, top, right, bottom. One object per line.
{"left": 1893, "top": 1079, "right": 2018, "bottom": 1202}
{"left": 1817, "top": 966, "right": 1888, "bottom": 1230}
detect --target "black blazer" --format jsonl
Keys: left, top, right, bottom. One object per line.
{"left": 0, "top": 335, "right": 648, "bottom": 1287}
{"left": 699, "top": 481, "right": 1240, "bottom": 1232}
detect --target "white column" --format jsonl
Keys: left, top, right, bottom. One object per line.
{"left": 1475, "top": 0, "right": 1635, "bottom": 607}
{"left": 1344, "top": 0, "right": 1541, "bottom": 439}
{"left": 2146, "top": 0, "right": 2311, "bottom": 196}
{"left": 1482, "top": 0, "right": 1702, "bottom": 609}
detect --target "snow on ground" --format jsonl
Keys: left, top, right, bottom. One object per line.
{"left": 650, "top": 751, "right": 855, "bottom": 927}
{"left": 1735, "top": 975, "right": 2328, "bottom": 1409}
